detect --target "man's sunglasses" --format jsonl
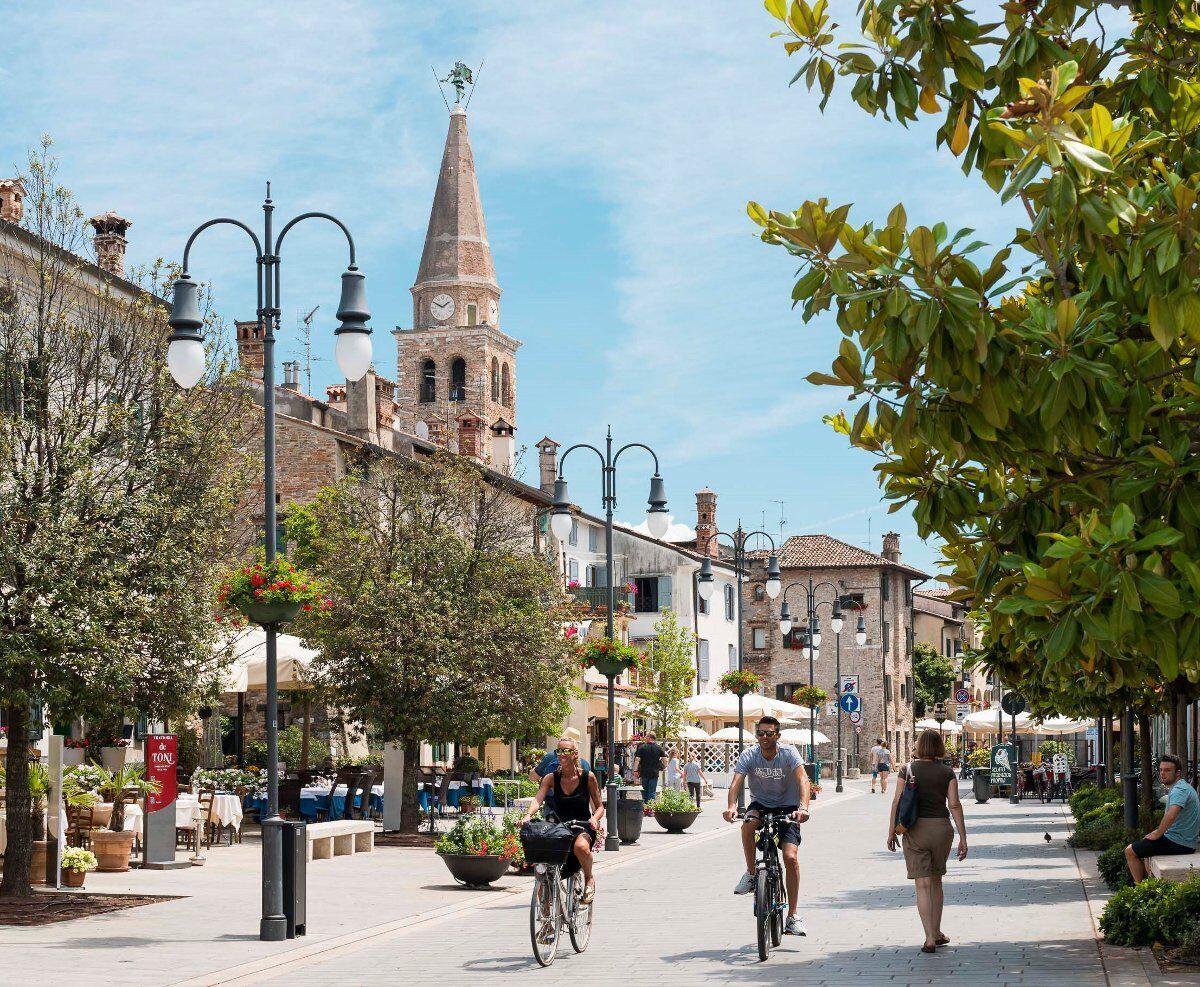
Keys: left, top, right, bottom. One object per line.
{"left": 756, "top": 729, "right": 778, "bottom": 737}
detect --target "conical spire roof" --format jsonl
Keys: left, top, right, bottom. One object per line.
{"left": 414, "top": 105, "right": 497, "bottom": 290}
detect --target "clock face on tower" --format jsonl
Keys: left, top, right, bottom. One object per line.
{"left": 487, "top": 299, "right": 498, "bottom": 325}
{"left": 430, "top": 294, "right": 455, "bottom": 322}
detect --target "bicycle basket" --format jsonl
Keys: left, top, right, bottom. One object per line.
{"left": 519, "top": 820, "right": 576, "bottom": 864}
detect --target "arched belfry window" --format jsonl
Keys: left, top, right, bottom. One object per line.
{"left": 491, "top": 357, "right": 500, "bottom": 402}
{"left": 420, "top": 359, "right": 436, "bottom": 403}
{"left": 450, "top": 358, "right": 467, "bottom": 402}
{"left": 501, "top": 363, "right": 512, "bottom": 407}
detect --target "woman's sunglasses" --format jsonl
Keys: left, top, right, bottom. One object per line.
{"left": 557, "top": 748, "right": 578, "bottom": 756}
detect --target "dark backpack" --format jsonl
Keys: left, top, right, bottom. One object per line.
{"left": 894, "top": 761, "right": 920, "bottom": 834}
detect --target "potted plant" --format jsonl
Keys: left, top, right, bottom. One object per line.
{"left": 92, "top": 763, "right": 161, "bottom": 872}
{"left": 435, "top": 813, "right": 522, "bottom": 887}
{"left": 0, "top": 764, "right": 97, "bottom": 885}
{"left": 577, "top": 637, "right": 645, "bottom": 679}
{"left": 60, "top": 847, "right": 97, "bottom": 888}
{"left": 458, "top": 794, "right": 482, "bottom": 815}
{"left": 650, "top": 788, "right": 701, "bottom": 833}
{"left": 218, "top": 557, "right": 326, "bottom": 627}
{"left": 718, "top": 669, "right": 763, "bottom": 697}
{"left": 791, "top": 685, "right": 828, "bottom": 710}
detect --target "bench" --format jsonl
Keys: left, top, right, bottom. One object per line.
{"left": 1148, "top": 855, "right": 1198, "bottom": 883}
{"left": 305, "top": 820, "right": 375, "bottom": 861}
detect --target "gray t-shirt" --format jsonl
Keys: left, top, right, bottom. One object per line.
{"left": 735, "top": 744, "right": 804, "bottom": 808}
{"left": 683, "top": 761, "right": 702, "bottom": 783}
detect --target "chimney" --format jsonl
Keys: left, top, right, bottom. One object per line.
{"left": 88, "top": 211, "right": 131, "bottom": 278}
{"left": 0, "top": 179, "right": 26, "bottom": 224}
{"left": 695, "top": 487, "right": 718, "bottom": 557}
{"left": 456, "top": 408, "right": 486, "bottom": 460}
{"left": 281, "top": 361, "right": 301, "bottom": 391}
{"left": 491, "top": 418, "right": 515, "bottom": 473}
{"left": 536, "top": 436, "right": 560, "bottom": 494}
{"left": 424, "top": 414, "right": 448, "bottom": 448}
{"left": 347, "top": 369, "right": 380, "bottom": 444}
{"left": 236, "top": 320, "right": 265, "bottom": 378}
{"left": 882, "top": 531, "right": 901, "bottom": 563}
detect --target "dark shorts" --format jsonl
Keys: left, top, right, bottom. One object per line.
{"left": 745, "top": 801, "right": 802, "bottom": 847}
{"left": 877, "top": 763, "right": 892, "bottom": 773}
{"left": 1131, "top": 835, "right": 1196, "bottom": 860}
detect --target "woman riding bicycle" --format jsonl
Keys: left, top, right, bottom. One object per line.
{"left": 521, "top": 737, "right": 604, "bottom": 903}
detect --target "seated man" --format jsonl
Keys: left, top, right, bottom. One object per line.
{"left": 1125, "top": 754, "right": 1199, "bottom": 883}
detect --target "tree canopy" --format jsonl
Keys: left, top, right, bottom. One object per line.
{"left": 632, "top": 608, "right": 697, "bottom": 738}
{"left": 913, "top": 641, "right": 957, "bottom": 714}
{"left": 289, "top": 452, "right": 576, "bottom": 832}
{"left": 754, "top": 0, "right": 1200, "bottom": 717}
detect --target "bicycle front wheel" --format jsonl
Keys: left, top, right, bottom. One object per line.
{"left": 566, "top": 873, "right": 593, "bottom": 953}
{"left": 755, "top": 869, "right": 771, "bottom": 961}
{"left": 530, "top": 870, "right": 560, "bottom": 967}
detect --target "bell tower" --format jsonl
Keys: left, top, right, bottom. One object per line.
{"left": 394, "top": 85, "right": 520, "bottom": 462}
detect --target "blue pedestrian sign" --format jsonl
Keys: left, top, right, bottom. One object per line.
{"left": 838, "top": 692, "right": 861, "bottom": 714}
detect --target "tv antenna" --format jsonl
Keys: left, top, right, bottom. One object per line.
{"left": 771, "top": 500, "right": 787, "bottom": 544}
{"left": 297, "top": 305, "right": 322, "bottom": 395}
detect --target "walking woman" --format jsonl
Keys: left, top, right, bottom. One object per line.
{"left": 871, "top": 738, "right": 893, "bottom": 794}
{"left": 886, "top": 729, "right": 968, "bottom": 953}
{"left": 521, "top": 737, "right": 604, "bottom": 903}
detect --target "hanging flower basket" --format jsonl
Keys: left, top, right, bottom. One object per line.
{"left": 577, "top": 637, "right": 645, "bottom": 679}
{"left": 792, "top": 685, "right": 828, "bottom": 710}
{"left": 218, "top": 558, "right": 327, "bottom": 628}
{"left": 718, "top": 669, "right": 762, "bottom": 697}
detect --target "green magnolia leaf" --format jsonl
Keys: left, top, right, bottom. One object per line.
{"left": 1148, "top": 295, "right": 1178, "bottom": 351}
{"left": 1110, "top": 503, "right": 1135, "bottom": 540}
{"left": 1060, "top": 139, "right": 1113, "bottom": 173}
{"left": 909, "top": 226, "right": 937, "bottom": 268}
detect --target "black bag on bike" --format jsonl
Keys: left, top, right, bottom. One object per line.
{"left": 520, "top": 820, "right": 576, "bottom": 864}
{"left": 894, "top": 760, "right": 920, "bottom": 834}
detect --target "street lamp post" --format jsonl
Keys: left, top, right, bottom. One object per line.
{"left": 778, "top": 580, "right": 863, "bottom": 792}
{"left": 166, "top": 189, "right": 371, "bottom": 941}
{"left": 696, "top": 528, "right": 780, "bottom": 813}
{"left": 551, "top": 427, "right": 669, "bottom": 851}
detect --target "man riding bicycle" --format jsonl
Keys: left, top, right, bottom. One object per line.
{"left": 723, "top": 715, "right": 812, "bottom": 936}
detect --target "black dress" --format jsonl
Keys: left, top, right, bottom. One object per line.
{"left": 553, "top": 768, "right": 596, "bottom": 839}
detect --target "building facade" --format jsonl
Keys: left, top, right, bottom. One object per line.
{"left": 743, "top": 533, "right": 928, "bottom": 768}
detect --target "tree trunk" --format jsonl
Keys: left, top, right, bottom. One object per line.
{"left": 1106, "top": 715, "right": 1120, "bottom": 789}
{"left": 300, "top": 696, "right": 311, "bottom": 770}
{"left": 1173, "top": 693, "right": 1188, "bottom": 760}
{"left": 1137, "top": 710, "right": 1155, "bottom": 831}
{"left": 1168, "top": 696, "right": 1183, "bottom": 761}
{"left": 400, "top": 739, "right": 422, "bottom": 834}
{"left": 201, "top": 718, "right": 223, "bottom": 770}
{"left": 1, "top": 702, "right": 33, "bottom": 897}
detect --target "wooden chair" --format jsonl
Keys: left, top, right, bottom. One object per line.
{"left": 315, "top": 769, "right": 354, "bottom": 822}
{"left": 66, "top": 805, "right": 97, "bottom": 849}
{"left": 279, "top": 778, "right": 303, "bottom": 821}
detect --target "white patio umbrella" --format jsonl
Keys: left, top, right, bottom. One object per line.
{"left": 780, "top": 728, "right": 831, "bottom": 746}
{"left": 962, "top": 705, "right": 1034, "bottom": 735}
{"left": 224, "top": 628, "right": 320, "bottom": 690}
{"left": 676, "top": 725, "right": 710, "bottom": 741}
{"left": 684, "top": 691, "right": 809, "bottom": 722}
{"left": 1032, "top": 716, "right": 1093, "bottom": 735}
{"left": 709, "top": 727, "right": 756, "bottom": 743}
{"left": 914, "top": 718, "right": 963, "bottom": 734}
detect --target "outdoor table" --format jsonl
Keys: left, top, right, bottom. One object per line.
{"left": 93, "top": 802, "right": 143, "bottom": 833}
{"left": 417, "top": 777, "right": 496, "bottom": 811}
{"left": 299, "top": 783, "right": 385, "bottom": 821}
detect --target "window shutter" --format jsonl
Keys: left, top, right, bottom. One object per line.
{"left": 882, "top": 620, "right": 890, "bottom": 654}
{"left": 658, "top": 575, "right": 672, "bottom": 612}
{"left": 569, "top": 559, "right": 579, "bottom": 581}
{"left": 885, "top": 674, "right": 893, "bottom": 701}
{"left": 882, "top": 573, "right": 890, "bottom": 600}
{"left": 588, "top": 527, "right": 598, "bottom": 552}
{"left": 698, "top": 640, "right": 710, "bottom": 681}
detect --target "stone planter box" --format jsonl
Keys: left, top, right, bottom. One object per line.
{"left": 845, "top": 767, "right": 861, "bottom": 779}
{"left": 63, "top": 748, "right": 86, "bottom": 767}
{"left": 654, "top": 810, "right": 699, "bottom": 833}
{"left": 439, "top": 853, "right": 510, "bottom": 887}
{"left": 100, "top": 746, "right": 143, "bottom": 774}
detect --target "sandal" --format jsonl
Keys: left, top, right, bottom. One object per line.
{"left": 935, "top": 935, "right": 950, "bottom": 947}
{"left": 581, "top": 880, "right": 596, "bottom": 904}
{"left": 921, "top": 944, "right": 937, "bottom": 954}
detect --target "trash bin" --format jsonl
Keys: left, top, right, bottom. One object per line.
{"left": 972, "top": 769, "right": 991, "bottom": 804}
{"left": 617, "top": 787, "right": 643, "bottom": 844}
{"left": 281, "top": 820, "right": 307, "bottom": 938}
{"left": 804, "top": 762, "right": 821, "bottom": 784}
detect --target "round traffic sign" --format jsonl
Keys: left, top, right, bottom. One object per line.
{"left": 838, "top": 693, "right": 861, "bottom": 714}
{"left": 849, "top": 710, "right": 862, "bottom": 724}
{"left": 1001, "top": 693, "right": 1027, "bottom": 716}
{"left": 854, "top": 726, "right": 862, "bottom": 735}
{"left": 955, "top": 688, "right": 970, "bottom": 704}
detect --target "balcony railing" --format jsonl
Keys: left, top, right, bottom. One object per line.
{"left": 570, "top": 586, "right": 635, "bottom": 612}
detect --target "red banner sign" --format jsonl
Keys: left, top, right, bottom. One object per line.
{"left": 145, "top": 734, "right": 178, "bottom": 813}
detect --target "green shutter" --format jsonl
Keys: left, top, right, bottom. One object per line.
{"left": 658, "top": 575, "right": 672, "bottom": 612}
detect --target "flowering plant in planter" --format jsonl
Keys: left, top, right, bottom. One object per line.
{"left": 218, "top": 557, "right": 327, "bottom": 627}
{"left": 792, "top": 685, "right": 828, "bottom": 709}
{"left": 718, "top": 669, "right": 762, "bottom": 696}
{"left": 567, "top": 579, "right": 582, "bottom": 589}
{"left": 192, "top": 767, "right": 260, "bottom": 793}
{"left": 61, "top": 847, "right": 98, "bottom": 874}
{"left": 435, "top": 814, "right": 522, "bottom": 861}
{"left": 64, "top": 763, "right": 107, "bottom": 793}
{"left": 576, "top": 637, "right": 645, "bottom": 677}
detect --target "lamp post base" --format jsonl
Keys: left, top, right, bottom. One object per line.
{"left": 605, "top": 780, "right": 620, "bottom": 851}
{"left": 260, "top": 816, "right": 288, "bottom": 942}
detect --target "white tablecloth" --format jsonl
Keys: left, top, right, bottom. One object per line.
{"left": 177, "top": 793, "right": 243, "bottom": 830}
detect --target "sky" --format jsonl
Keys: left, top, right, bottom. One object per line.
{"left": 0, "top": 1, "right": 1023, "bottom": 578}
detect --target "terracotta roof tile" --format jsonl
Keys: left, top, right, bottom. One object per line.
{"left": 748, "top": 534, "right": 929, "bottom": 577}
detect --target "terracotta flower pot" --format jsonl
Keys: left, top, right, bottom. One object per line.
{"left": 61, "top": 869, "right": 86, "bottom": 888}
{"left": 439, "top": 853, "right": 510, "bottom": 887}
{"left": 236, "top": 599, "right": 302, "bottom": 627}
{"left": 30, "top": 840, "right": 49, "bottom": 886}
{"left": 92, "top": 829, "right": 136, "bottom": 872}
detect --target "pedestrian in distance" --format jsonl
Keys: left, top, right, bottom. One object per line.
{"left": 887, "top": 729, "right": 968, "bottom": 954}
{"left": 870, "top": 737, "right": 893, "bottom": 794}
{"left": 724, "top": 715, "right": 812, "bottom": 936}
{"left": 632, "top": 732, "right": 667, "bottom": 803}
{"left": 683, "top": 753, "right": 706, "bottom": 808}
{"left": 666, "top": 750, "right": 682, "bottom": 791}
{"left": 1124, "top": 754, "right": 1198, "bottom": 883}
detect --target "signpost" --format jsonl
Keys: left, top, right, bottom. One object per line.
{"left": 848, "top": 710, "right": 862, "bottom": 725}
{"left": 999, "top": 693, "right": 1027, "bottom": 804}
{"left": 840, "top": 675, "right": 860, "bottom": 696}
{"left": 143, "top": 734, "right": 188, "bottom": 870}
{"left": 990, "top": 743, "right": 1018, "bottom": 791}
{"left": 838, "top": 692, "right": 862, "bottom": 714}
{"left": 954, "top": 688, "right": 970, "bottom": 705}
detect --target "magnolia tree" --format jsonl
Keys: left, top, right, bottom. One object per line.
{"left": 754, "top": 2, "right": 1200, "bottom": 733}
{"left": 288, "top": 453, "right": 576, "bottom": 833}
{"left": 0, "top": 144, "right": 252, "bottom": 895}
{"left": 632, "top": 609, "right": 697, "bottom": 739}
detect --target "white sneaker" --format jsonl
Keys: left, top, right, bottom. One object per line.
{"left": 785, "top": 915, "right": 807, "bottom": 936}
{"left": 733, "top": 871, "right": 755, "bottom": 895}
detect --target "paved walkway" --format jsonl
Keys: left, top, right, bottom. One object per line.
{"left": 4, "top": 780, "right": 1197, "bottom": 985}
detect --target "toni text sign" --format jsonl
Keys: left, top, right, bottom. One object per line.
{"left": 145, "top": 735, "right": 178, "bottom": 812}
